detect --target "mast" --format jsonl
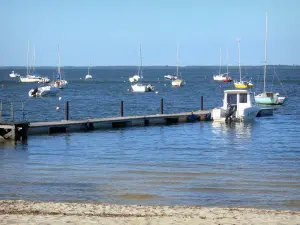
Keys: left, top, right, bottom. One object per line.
{"left": 176, "top": 41, "right": 179, "bottom": 77}
{"left": 219, "top": 48, "right": 222, "bottom": 75}
{"left": 226, "top": 48, "right": 229, "bottom": 76}
{"left": 237, "top": 40, "right": 242, "bottom": 82}
{"left": 27, "top": 40, "right": 30, "bottom": 75}
{"left": 33, "top": 44, "right": 36, "bottom": 72}
{"left": 139, "top": 44, "right": 143, "bottom": 78}
{"left": 88, "top": 61, "right": 90, "bottom": 75}
{"left": 263, "top": 10, "right": 268, "bottom": 93}
{"left": 58, "top": 44, "right": 61, "bottom": 75}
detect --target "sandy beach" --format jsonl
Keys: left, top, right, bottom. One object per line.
{"left": 0, "top": 200, "right": 299, "bottom": 225}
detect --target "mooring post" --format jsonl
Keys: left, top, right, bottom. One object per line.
{"left": 160, "top": 98, "right": 164, "bottom": 114}
{"left": 11, "top": 102, "right": 14, "bottom": 121}
{"left": 200, "top": 96, "right": 204, "bottom": 110}
{"left": 65, "top": 101, "right": 69, "bottom": 120}
{"left": 120, "top": 100, "right": 124, "bottom": 117}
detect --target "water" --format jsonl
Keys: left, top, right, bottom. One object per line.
{"left": 0, "top": 66, "right": 300, "bottom": 210}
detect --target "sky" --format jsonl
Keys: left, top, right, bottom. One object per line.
{"left": 0, "top": 0, "right": 299, "bottom": 66}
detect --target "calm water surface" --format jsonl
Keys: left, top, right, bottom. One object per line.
{"left": 0, "top": 66, "right": 299, "bottom": 210}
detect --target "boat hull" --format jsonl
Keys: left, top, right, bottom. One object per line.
{"left": 254, "top": 93, "right": 287, "bottom": 105}
{"left": 172, "top": 79, "right": 184, "bottom": 87}
{"left": 234, "top": 81, "right": 254, "bottom": 89}
{"left": 131, "top": 83, "right": 154, "bottom": 92}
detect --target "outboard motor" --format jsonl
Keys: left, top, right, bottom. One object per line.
{"left": 31, "top": 88, "right": 39, "bottom": 97}
{"left": 225, "top": 104, "right": 236, "bottom": 122}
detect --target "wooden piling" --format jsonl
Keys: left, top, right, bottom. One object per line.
{"left": 200, "top": 96, "right": 204, "bottom": 110}
{"left": 65, "top": 101, "right": 69, "bottom": 121}
{"left": 120, "top": 100, "right": 124, "bottom": 117}
{"left": 160, "top": 98, "right": 164, "bottom": 114}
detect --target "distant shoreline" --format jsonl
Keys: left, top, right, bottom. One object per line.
{"left": 0, "top": 200, "right": 299, "bottom": 225}
{"left": 0, "top": 65, "right": 299, "bottom": 69}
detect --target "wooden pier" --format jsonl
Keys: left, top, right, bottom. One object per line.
{"left": 28, "top": 110, "right": 212, "bottom": 135}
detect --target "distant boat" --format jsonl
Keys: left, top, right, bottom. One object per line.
{"left": 52, "top": 44, "right": 68, "bottom": 89}
{"left": 171, "top": 42, "right": 185, "bottom": 87}
{"left": 20, "top": 41, "right": 50, "bottom": 83}
{"left": 212, "top": 89, "right": 260, "bottom": 122}
{"left": 233, "top": 40, "right": 254, "bottom": 89}
{"left": 164, "top": 74, "right": 177, "bottom": 80}
{"left": 213, "top": 48, "right": 229, "bottom": 81}
{"left": 131, "top": 45, "right": 154, "bottom": 92}
{"left": 9, "top": 71, "right": 20, "bottom": 78}
{"left": 28, "top": 85, "right": 59, "bottom": 97}
{"left": 223, "top": 49, "right": 232, "bottom": 83}
{"left": 254, "top": 10, "right": 287, "bottom": 105}
{"left": 85, "top": 63, "right": 93, "bottom": 80}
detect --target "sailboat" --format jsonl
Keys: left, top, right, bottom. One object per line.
{"left": 233, "top": 40, "right": 254, "bottom": 89}
{"left": 131, "top": 45, "right": 154, "bottom": 92}
{"left": 254, "top": 10, "right": 287, "bottom": 105}
{"left": 213, "top": 48, "right": 229, "bottom": 81}
{"left": 20, "top": 41, "right": 49, "bottom": 83}
{"left": 85, "top": 62, "right": 93, "bottom": 80}
{"left": 53, "top": 44, "right": 68, "bottom": 89}
{"left": 171, "top": 42, "right": 185, "bottom": 87}
{"left": 223, "top": 49, "right": 232, "bottom": 83}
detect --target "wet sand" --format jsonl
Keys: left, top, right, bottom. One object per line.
{"left": 0, "top": 200, "right": 300, "bottom": 225}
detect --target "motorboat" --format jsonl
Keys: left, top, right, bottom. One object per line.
{"left": 131, "top": 83, "right": 154, "bottom": 92}
{"left": 28, "top": 85, "right": 59, "bottom": 97}
{"left": 212, "top": 89, "right": 261, "bottom": 122}
{"left": 9, "top": 71, "right": 20, "bottom": 78}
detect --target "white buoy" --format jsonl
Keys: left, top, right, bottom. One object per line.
{"left": 58, "top": 97, "right": 62, "bottom": 101}
{"left": 155, "top": 91, "right": 159, "bottom": 94}
{"left": 56, "top": 106, "right": 60, "bottom": 110}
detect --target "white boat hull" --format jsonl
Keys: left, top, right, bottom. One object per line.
{"left": 213, "top": 74, "right": 227, "bottom": 81}
{"left": 85, "top": 75, "right": 92, "bottom": 80}
{"left": 131, "top": 83, "right": 154, "bottom": 92}
{"left": 9, "top": 71, "right": 20, "bottom": 78}
{"left": 164, "top": 75, "right": 177, "bottom": 80}
{"left": 53, "top": 80, "right": 68, "bottom": 89}
{"left": 29, "top": 86, "right": 59, "bottom": 97}
{"left": 172, "top": 79, "right": 184, "bottom": 87}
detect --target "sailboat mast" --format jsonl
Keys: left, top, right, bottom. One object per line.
{"left": 33, "top": 44, "right": 36, "bottom": 72}
{"left": 226, "top": 48, "right": 229, "bottom": 75}
{"left": 58, "top": 44, "right": 61, "bottom": 74}
{"left": 219, "top": 48, "right": 222, "bottom": 74}
{"left": 176, "top": 42, "right": 179, "bottom": 77}
{"left": 27, "top": 40, "right": 30, "bottom": 75}
{"left": 238, "top": 40, "right": 242, "bottom": 81}
{"left": 139, "top": 44, "right": 143, "bottom": 78}
{"left": 88, "top": 61, "right": 90, "bottom": 75}
{"left": 263, "top": 10, "right": 268, "bottom": 93}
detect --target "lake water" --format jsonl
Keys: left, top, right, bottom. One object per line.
{"left": 0, "top": 66, "right": 299, "bottom": 210}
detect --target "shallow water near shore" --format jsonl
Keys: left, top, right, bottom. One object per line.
{"left": 0, "top": 66, "right": 300, "bottom": 210}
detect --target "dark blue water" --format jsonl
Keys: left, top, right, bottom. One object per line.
{"left": 0, "top": 66, "right": 299, "bottom": 210}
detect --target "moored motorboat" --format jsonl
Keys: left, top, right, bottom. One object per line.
{"left": 131, "top": 83, "right": 154, "bottom": 92}
{"left": 28, "top": 85, "right": 59, "bottom": 97}
{"left": 212, "top": 89, "right": 260, "bottom": 122}
{"left": 9, "top": 71, "right": 20, "bottom": 78}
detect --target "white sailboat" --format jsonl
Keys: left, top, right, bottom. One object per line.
{"left": 20, "top": 42, "right": 50, "bottom": 83}
{"left": 233, "top": 40, "right": 254, "bottom": 89}
{"left": 85, "top": 62, "right": 92, "bottom": 80}
{"left": 213, "top": 48, "right": 228, "bottom": 81}
{"left": 131, "top": 45, "right": 154, "bottom": 92}
{"left": 254, "top": 10, "right": 287, "bottom": 105}
{"left": 172, "top": 42, "right": 185, "bottom": 87}
{"left": 53, "top": 44, "right": 68, "bottom": 89}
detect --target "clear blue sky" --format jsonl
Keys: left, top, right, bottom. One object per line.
{"left": 1, "top": 0, "right": 299, "bottom": 66}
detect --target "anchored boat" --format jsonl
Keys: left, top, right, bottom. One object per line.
{"left": 212, "top": 89, "right": 260, "bottom": 122}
